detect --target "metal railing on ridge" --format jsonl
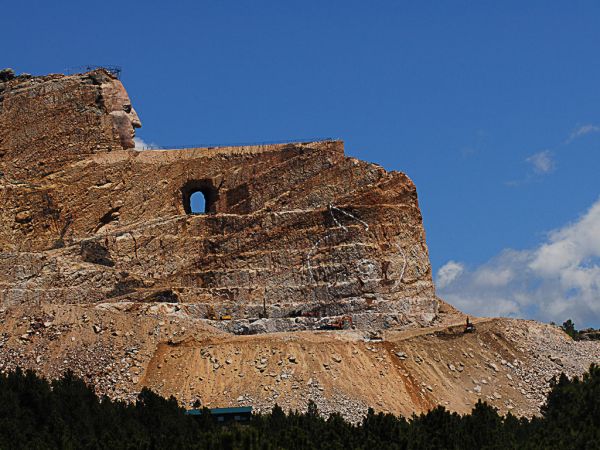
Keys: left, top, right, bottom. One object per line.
{"left": 64, "top": 65, "right": 122, "bottom": 78}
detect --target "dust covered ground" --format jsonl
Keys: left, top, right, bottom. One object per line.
{"left": 1, "top": 303, "right": 597, "bottom": 422}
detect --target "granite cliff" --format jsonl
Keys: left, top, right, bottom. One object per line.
{"left": 1, "top": 69, "right": 439, "bottom": 333}
{"left": 0, "top": 69, "right": 597, "bottom": 421}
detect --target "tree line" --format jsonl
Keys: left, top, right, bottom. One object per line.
{"left": 0, "top": 364, "right": 598, "bottom": 449}
{"left": 559, "top": 319, "right": 600, "bottom": 341}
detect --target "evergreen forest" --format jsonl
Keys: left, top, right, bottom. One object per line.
{"left": 0, "top": 364, "right": 598, "bottom": 449}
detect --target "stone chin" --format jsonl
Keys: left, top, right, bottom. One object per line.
{"left": 109, "top": 110, "right": 141, "bottom": 149}
{"left": 100, "top": 78, "right": 142, "bottom": 149}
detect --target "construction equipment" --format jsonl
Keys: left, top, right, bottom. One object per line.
{"left": 319, "top": 315, "right": 353, "bottom": 330}
{"left": 259, "top": 298, "right": 268, "bottom": 319}
{"left": 206, "top": 305, "right": 216, "bottom": 320}
{"left": 464, "top": 317, "right": 475, "bottom": 333}
{"left": 206, "top": 305, "right": 232, "bottom": 321}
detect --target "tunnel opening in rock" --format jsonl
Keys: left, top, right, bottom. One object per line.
{"left": 182, "top": 181, "right": 217, "bottom": 214}
{"left": 190, "top": 191, "right": 207, "bottom": 214}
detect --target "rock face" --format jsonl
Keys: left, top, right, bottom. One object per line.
{"left": 0, "top": 70, "right": 139, "bottom": 179}
{"left": 3, "top": 69, "right": 596, "bottom": 421}
{"left": 0, "top": 69, "right": 439, "bottom": 333}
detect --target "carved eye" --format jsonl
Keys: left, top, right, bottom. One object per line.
{"left": 123, "top": 104, "right": 132, "bottom": 113}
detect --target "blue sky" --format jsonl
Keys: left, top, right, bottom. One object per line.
{"left": 5, "top": 1, "right": 600, "bottom": 326}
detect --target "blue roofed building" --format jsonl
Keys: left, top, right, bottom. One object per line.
{"left": 186, "top": 406, "right": 253, "bottom": 424}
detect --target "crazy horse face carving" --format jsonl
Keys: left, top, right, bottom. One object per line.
{"left": 100, "top": 78, "right": 142, "bottom": 149}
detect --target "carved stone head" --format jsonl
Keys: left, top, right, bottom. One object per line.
{"left": 100, "top": 78, "right": 142, "bottom": 149}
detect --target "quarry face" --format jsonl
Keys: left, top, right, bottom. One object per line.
{"left": 0, "top": 69, "right": 439, "bottom": 333}
{"left": 0, "top": 69, "right": 597, "bottom": 420}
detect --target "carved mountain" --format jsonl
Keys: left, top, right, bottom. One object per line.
{"left": 0, "top": 69, "right": 597, "bottom": 421}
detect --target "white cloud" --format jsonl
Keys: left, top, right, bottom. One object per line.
{"left": 436, "top": 197, "right": 600, "bottom": 327}
{"left": 507, "top": 122, "right": 597, "bottom": 187}
{"left": 530, "top": 200, "right": 600, "bottom": 275}
{"left": 134, "top": 137, "right": 159, "bottom": 150}
{"left": 472, "top": 267, "right": 513, "bottom": 287}
{"left": 568, "top": 124, "right": 600, "bottom": 142}
{"left": 436, "top": 261, "right": 465, "bottom": 289}
{"left": 526, "top": 150, "right": 555, "bottom": 174}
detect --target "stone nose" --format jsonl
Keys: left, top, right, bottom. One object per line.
{"left": 130, "top": 108, "right": 142, "bottom": 129}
